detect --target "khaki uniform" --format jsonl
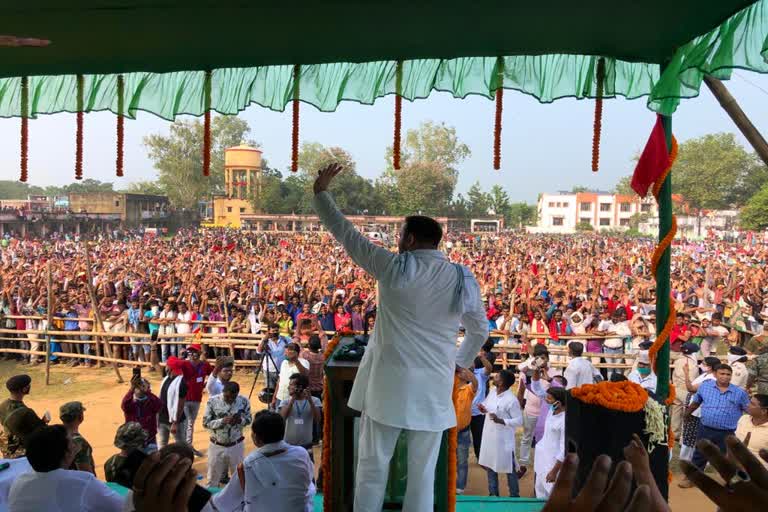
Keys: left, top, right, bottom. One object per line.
{"left": 0, "top": 399, "right": 29, "bottom": 459}
{"left": 103, "top": 453, "right": 127, "bottom": 483}
{"left": 748, "top": 352, "right": 768, "bottom": 394}
{"left": 69, "top": 432, "right": 95, "bottom": 471}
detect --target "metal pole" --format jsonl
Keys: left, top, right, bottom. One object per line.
{"left": 44, "top": 261, "right": 53, "bottom": 385}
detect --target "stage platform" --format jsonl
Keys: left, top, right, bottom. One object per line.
{"left": 106, "top": 483, "right": 545, "bottom": 511}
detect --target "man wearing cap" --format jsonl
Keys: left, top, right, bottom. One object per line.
{"left": 104, "top": 422, "right": 148, "bottom": 482}
{"left": 0, "top": 375, "right": 46, "bottom": 459}
{"left": 628, "top": 348, "right": 658, "bottom": 394}
{"left": 727, "top": 346, "right": 749, "bottom": 390}
{"left": 180, "top": 343, "right": 212, "bottom": 454}
{"left": 158, "top": 357, "right": 188, "bottom": 449}
{"left": 60, "top": 401, "right": 95, "bottom": 475}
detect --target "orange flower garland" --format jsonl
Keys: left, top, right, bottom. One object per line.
{"left": 19, "top": 76, "right": 28, "bottom": 183}
{"left": 202, "top": 70, "right": 212, "bottom": 177}
{"left": 321, "top": 333, "right": 342, "bottom": 512}
{"left": 570, "top": 380, "right": 648, "bottom": 413}
{"left": 493, "top": 56, "right": 504, "bottom": 171}
{"left": 647, "top": 136, "right": 679, "bottom": 375}
{"left": 447, "top": 377, "right": 460, "bottom": 512}
{"left": 393, "top": 60, "right": 403, "bottom": 170}
{"left": 591, "top": 58, "right": 605, "bottom": 173}
{"left": 75, "top": 74, "right": 84, "bottom": 180}
{"left": 291, "top": 64, "right": 301, "bottom": 173}
{"left": 116, "top": 75, "right": 125, "bottom": 177}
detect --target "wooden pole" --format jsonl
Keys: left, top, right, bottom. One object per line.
{"left": 220, "top": 286, "right": 235, "bottom": 358}
{"left": 82, "top": 242, "right": 124, "bottom": 383}
{"left": 704, "top": 75, "right": 768, "bottom": 167}
{"left": 45, "top": 261, "right": 53, "bottom": 385}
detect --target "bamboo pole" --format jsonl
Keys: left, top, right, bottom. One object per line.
{"left": 220, "top": 285, "right": 235, "bottom": 358}
{"left": 82, "top": 242, "right": 124, "bottom": 383}
{"left": 45, "top": 261, "right": 53, "bottom": 385}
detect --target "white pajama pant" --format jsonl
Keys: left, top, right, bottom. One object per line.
{"left": 207, "top": 440, "right": 245, "bottom": 487}
{"left": 534, "top": 473, "right": 554, "bottom": 500}
{"left": 354, "top": 413, "right": 443, "bottom": 512}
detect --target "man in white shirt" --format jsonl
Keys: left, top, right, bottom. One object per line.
{"left": 206, "top": 357, "right": 235, "bottom": 398}
{"left": 627, "top": 350, "right": 658, "bottom": 393}
{"left": 270, "top": 343, "right": 309, "bottom": 410}
{"left": 598, "top": 310, "right": 631, "bottom": 375}
{"left": 312, "top": 164, "right": 488, "bottom": 512}
{"left": 207, "top": 410, "right": 314, "bottom": 512}
{"left": 8, "top": 425, "right": 124, "bottom": 512}
{"left": 563, "top": 342, "right": 600, "bottom": 389}
{"left": 727, "top": 346, "right": 750, "bottom": 389}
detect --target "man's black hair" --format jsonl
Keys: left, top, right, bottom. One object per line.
{"left": 25, "top": 425, "right": 69, "bottom": 472}
{"left": 223, "top": 381, "right": 240, "bottom": 395}
{"left": 755, "top": 394, "right": 768, "bottom": 409}
{"left": 569, "top": 342, "right": 584, "bottom": 357}
{"left": 610, "top": 373, "right": 628, "bottom": 382}
{"left": 403, "top": 216, "right": 443, "bottom": 247}
{"left": 289, "top": 373, "right": 310, "bottom": 389}
{"left": 251, "top": 410, "right": 285, "bottom": 444}
{"left": 715, "top": 363, "right": 732, "bottom": 373}
{"left": 498, "top": 369, "right": 515, "bottom": 388}
{"left": 547, "top": 387, "right": 567, "bottom": 406}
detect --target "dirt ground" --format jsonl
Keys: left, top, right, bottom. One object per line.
{"left": 2, "top": 361, "right": 712, "bottom": 509}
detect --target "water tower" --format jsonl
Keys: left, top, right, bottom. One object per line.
{"left": 212, "top": 144, "right": 263, "bottom": 227}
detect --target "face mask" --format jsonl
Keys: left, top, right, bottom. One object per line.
{"left": 727, "top": 354, "right": 742, "bottom": 364}
{"left": 699, "top": 365, "right": 709, "bottom": 372}
{"left": 637, "top": 367, "right": 651, "bottom": 376}
{"left": 549, "top": 402, "right": 560, "bottom": 413}
{"left": 151, "top": 306, "right": 159, "bottom": 313}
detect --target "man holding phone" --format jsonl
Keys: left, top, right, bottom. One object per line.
{"left": 202, "top": 381, "right": 252, "bottom": 487}
{"left": 279, "top": 373, "right": 321, "bottom": 461}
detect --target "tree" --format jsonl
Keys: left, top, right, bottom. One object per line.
{"left": 397, "top": 121, "right": 470, "bottom": 178}
{"left": 466, "top": 182, "right": 492, "bottom": 217}
{"left": 64, "top": 178, "right": 114, "bottom": 194}
{"left": 489, "top": 185, "right": 512, "bottom": 218}
{"left": 144, "top": 116, "right": 257, "bottom": 208}
{"left": 576, "top": 220, "right": 594, "bottom": 231}
{"left": 392, "top": 162, "right": 457, "bottom": 216}
{"left": 740, "top": 184, "right": 768, "bottom": 230}
{"left": 671, "top": 133, "right": 763, "bottom": 235}
{"left": 0, "top": 181, "right": 46, "bottom": 199}
{"left": 571, "top": 185, "right": 590, "bottom": 193}
{"left": 120, "top": 180, "right": 165, "bottom": 195}
{"left": 613, "top": 176, "right": 634, "bottom": 196}
{"left": 507, "top": 202, "right": 538, "bottom": 229}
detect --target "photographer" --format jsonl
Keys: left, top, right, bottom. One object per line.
{"left": 202, "top": 381, "right": 252, "bottom": 487}
{"left": 256, "top": 323, "right": 290, "bottom": 392}
{"left": 278, "top": 373, "right": 321, "bottom": 461}
{"left": 121, "top": 375, "right": 162, "bottom": 453}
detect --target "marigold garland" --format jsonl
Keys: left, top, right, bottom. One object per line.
{"left": 116, "top": 75, "right": 125, "bottom": 177}
{"left": 647, "top": 136, "right": 679, "bottom": 375}
{"left": 291, "top": 64, "right": 301, "bottom": 173}
{"left": 19, "top": 76, "right": 29, "bottom": 183}
{"left": 321, "top": 333, "right": 342, "bottom": 512}
{"left": 75, "top": 74, "right": 84, "bottom": 180}
{"left": 570, "top": 380, "right": 648, "bottom": 413}
{"left": 447, "top": 377, "right": 459, "bottom": 512}
{"left": 591, "top": 58, "right": 605, "bottom": 173}
{"left": 393, "top": 60, "right": 403, "bottom": 170}
{"left": 202, "top": 70, "right": 212, "bottom": 177}
{"left": 493, "top": 57, "right": 504, "bottom": 171}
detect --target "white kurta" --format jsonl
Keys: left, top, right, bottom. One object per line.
{"left": 312, "top": 192, "right": 488, "bottom": 432}
{"left": 533, "top": 410, "right": 565, "bottom": 499}
{"left": 478, "top": 388, "right": 523, "bottom": 473}
{"left": 564, "top": 357, "right": 600, "bottom": 389}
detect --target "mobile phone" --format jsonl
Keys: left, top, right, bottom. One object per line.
{"left": 132, "top": 367, "right": 141, "bottom": 380}
{"left": 115, "top": 450, "right": 211, "bottom": 512}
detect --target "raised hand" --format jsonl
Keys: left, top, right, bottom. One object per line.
{"left": 313, "top": 163, "right": 344, "bottom": 195}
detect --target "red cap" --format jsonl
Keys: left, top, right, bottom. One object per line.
{"left": 186, "top": 344, "right": 202, "bottom": 352}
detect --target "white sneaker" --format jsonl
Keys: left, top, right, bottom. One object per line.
{"left": 456, "top": 489, "right": 464, "bottom": 495}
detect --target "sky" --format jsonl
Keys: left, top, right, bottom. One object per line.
{"left": 1, "top": 72, "right": 768, "bottom": 204}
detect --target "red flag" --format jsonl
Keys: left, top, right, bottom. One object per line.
{"left": 631, "top": 115, "right": 669, "bottom": 197}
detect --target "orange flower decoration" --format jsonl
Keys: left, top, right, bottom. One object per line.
{"left": 321, "top": 334, "right": 342, "bottom": 512}
{"left": 570, "top": 380, "right": 648, "bottom": 413}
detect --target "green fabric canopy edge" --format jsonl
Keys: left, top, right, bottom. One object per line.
{"left": 0, "top": 0, "right": 765, "bottom": 121}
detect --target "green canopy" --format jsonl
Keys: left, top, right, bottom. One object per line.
{"left": 0, "top": 1, "right": 766, "bottom": 119}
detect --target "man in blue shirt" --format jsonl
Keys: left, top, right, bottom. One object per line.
{"left": 685, "top": 364, "right": 750, "bottom": 474}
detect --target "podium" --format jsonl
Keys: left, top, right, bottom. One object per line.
{"left": 325, "top": 337, "right": 451, "bottom": 511}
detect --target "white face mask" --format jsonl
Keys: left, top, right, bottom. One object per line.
{"left": 699, "top": 365, "right": 710, "bottom": 372}
{"left": 727, "top": 354, "right": 742, "bottom": 364}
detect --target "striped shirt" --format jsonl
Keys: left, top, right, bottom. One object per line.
{"left": 691, "top": 380, "right": 750, "bottom": 431}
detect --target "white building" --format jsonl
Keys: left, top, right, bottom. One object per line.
{"left": 639, "top": 209, "right": 740, "bottom": 239}
{"left": 529, "top": 191, "right": 658, "bottom": 234}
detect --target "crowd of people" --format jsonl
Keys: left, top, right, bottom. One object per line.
{"left": 1, "top": 222, "right": 768, "bottom": 509}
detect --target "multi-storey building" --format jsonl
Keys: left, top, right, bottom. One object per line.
{"left": 531, "top": 191, "right": 658, "bottom": 233}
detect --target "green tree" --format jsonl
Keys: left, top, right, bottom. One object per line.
{"left": 397, "top": 121, "right": 470, "bottom": 178}
{"left": 576, "top": 220, "right": 594, "bottom": 231}
{"left": 120, "top": 180, "right": 165, "bottom": 195}
{"left": 466, "top": 182, "right": 492, "bottom": 217}
{"left": 0, "top": 181, "right": 46, "bottom": 199}
{"left": 571, "top": 185, "right": 590, "bottom": 193}
{"left": 393, "top": 162, "right": 457, "bottom": 216}
{"left": 489, "top": 185, "right": 512, "bottom": 218}
{"left": 144, "top": 116, "right": 257, "bottom": 208}
{"left": 740, "top": 184, "right": 768, "bottom": 230}
{"left": 613, "top": 176, "right": 634, "bottom": 195}
{"left": 507, "top": 202, "right": 538, "bottom": 229}
{"left": 671, "top": 133, "right": 762, "bottom": 235}
{"left": 63, "top": 178, "right": 114, "bottom": 194}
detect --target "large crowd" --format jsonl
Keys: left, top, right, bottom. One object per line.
{"left": 0, "top": 228, "right": 767, "bottom": 510}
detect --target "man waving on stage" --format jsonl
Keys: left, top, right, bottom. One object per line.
{"left": 312, "top": 163, "right": 489, "bottom": 512}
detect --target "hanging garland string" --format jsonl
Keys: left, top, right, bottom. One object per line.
{"left": 321, "top": 334, "right": 343, "bottom": 512}
{"left": 20, "top": 76, "right": 29, "bottom": 183}
{"left": 75, "top": 74, "right": 84, "bottom": 180}
{"left": 393, "top": 60, "right": 403, "bottom": 170}
{"left": 493, "top": 56, "right": 504, "bottom": 171}
{"left": 116, "top": 75, "right": 125, "bottom": 177}
{"left": 202, "top": 70, "right": 212, "bottom": 177}
{"left": 291, "top": 64, "right": 301, "bottom": 173}
{"left": 592, "top": 58, "right": 605, "bottom": 172}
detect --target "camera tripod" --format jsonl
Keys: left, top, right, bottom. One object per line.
{"left": 247, "top": 344, "right": 279, "bottom": 408}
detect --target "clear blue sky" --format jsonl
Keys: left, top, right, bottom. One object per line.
{"left": 2, "top": 72, "right": 768, "bottom": 203}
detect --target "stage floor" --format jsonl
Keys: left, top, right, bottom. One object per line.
{"left": 313, "top": 495, "right": 546, "bottom": 511}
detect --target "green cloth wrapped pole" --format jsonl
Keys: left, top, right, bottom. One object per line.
{"left": 655, "top": 114, "right": 673, "bottom": 402}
